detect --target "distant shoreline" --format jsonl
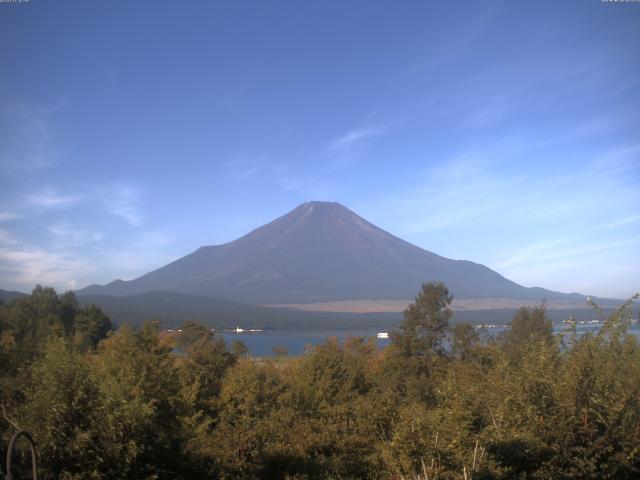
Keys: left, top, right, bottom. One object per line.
{"left": 263, "top": 297, "right": 620, "bottom": 313}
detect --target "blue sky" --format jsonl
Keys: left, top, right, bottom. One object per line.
{"left": 0, "top": 1, "right": 638, "bottom": 298}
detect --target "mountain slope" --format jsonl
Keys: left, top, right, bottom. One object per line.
{"left": 77, "top": 201, "right": 585, "bottom": 304}
{"left": 0, "top": 288, "right": 29, "bottom": 303}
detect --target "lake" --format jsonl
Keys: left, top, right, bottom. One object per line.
{"left": 221, "top": 323, "right": 640, "bottom": 357}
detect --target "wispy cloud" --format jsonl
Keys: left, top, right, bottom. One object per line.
{"left": 27, "top": 188, "right": 80, "bottom": 209}
{"left": 328, "top": 123, "right": 396, "bottom": 151}
{"left": 0, "top": 244, "right": 94, "bottom": 292}
{"left": 462, "top": 100, "right": 510, "bottom": 130}
{"left": 388, "top": 139, "right": 640, "bottom": 237}
{"left": 48, "top": 223, "right": 104, "bottom": 248}
{"left": 101, "top": 183, "right": 143, "bottom": 226}
{"left": 431, "top": 154, "right": 494, "bottom": 181}
{"left": 0, "top": 212, "right": 21, "bottom": 222}
{"left": 492, "top": 237, "right": 640, "bottom": 293}
{"left": 131, "top": 230, "right": 175, "bottom": 249}
{"left": 588, "top": 144, "right": 640, "bottom": 179}
{"left": 0, "top": 217, "right": 181, "bottom": 292}
{"left": 222, "top": 158, "right": 264, "bottom": 180}
{"left": 322, "top": 121, "right": 399, "bottom": 172}
{"left": 493, "top": 238, "right": 637, "bottom": 271}
{"left": 275, "top": 174, "right": 336, "bottom": 199}
{"left": 0, "top": 103, "right": 63, "bottom": 174}
{"left": 0, "top": 228, "right": 17, "bottom": 245}
{"left": 395, "top": 153, "right": 521, "bottom": 234}
{"left": 570, "top": 117, "right": 617, "bottom": 137}
{"left": 598, "top": 215, "right": 640, "bottom": 230}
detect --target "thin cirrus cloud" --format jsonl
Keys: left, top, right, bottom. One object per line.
{"left": 219, "top": 125, "right": 396, "bottom": 187}
{"left": 101, "top": 184, "right": 143, "bottom": 227}
{"left": 27, "top": 189, "right": 81, "bottom": 209}
{"left": 399, "top": 139, "right": 637, "bottom": 236}
{"left": 0, "top": 226, "right": 177, "bottom": 292}
{"left": 221, "top": 158, "right": 264, "bottom": 180}
{"left": 0, "top": 228, "right": 17, "bottom": 245}
{"left": 598, "top": 215, "right": 640, "bottom": 230}
{"left": 0, "top": 212, "right": 21, "bottom": 222}
{"left": 492, "top": 237, "right": 640, "bottom": 297}
{"left": 0, "top": 244, "right": 93, "bottom": 291}
{"left": 0, "top": 182, "right": 152, "bottom": 290}
{"left": 0, "top": 103, "right": 62, "bottom": 174}
{"left": 48, "top": 223, "right": 104, "bottom": 248}
{"left": 131, "top": 230, "right": 175, "bottom": 249}
{"left": 393, "top": 155, "right": 523, "bottom": 234}
{"left": 28, "top": 182, "right": 146, "bottom": 226}
{"left": 328, "top": 123, "right": 397, "bottom": 152}
{"left": 492, "top": 238, "right": 637, "bottom": 271}
{"left": 323, "top": 122, "right": 399, "bottom": 172}
{"left": 587, "top": 144, "right": 640, "bottom": 178}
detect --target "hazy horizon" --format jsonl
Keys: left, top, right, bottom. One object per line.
{"left": 1, "top": 1, "right": 639, "bottom": 298}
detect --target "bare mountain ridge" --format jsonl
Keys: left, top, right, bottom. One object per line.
{"left": 77, "top": 201, "right": 587, "bottom": 304}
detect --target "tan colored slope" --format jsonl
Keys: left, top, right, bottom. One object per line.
{"left": 264, "top": 298, "right": 590, "bottom": 313}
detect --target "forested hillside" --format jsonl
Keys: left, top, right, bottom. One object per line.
{"left": 1, "top": 284, "right": 638, "bottom": 479}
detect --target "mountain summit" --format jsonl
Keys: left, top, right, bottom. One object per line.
{"left": 77, "top": 201, "right": 578, "bottom": 304}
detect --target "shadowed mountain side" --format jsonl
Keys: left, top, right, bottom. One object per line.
{"left": 0, "top": 288, "right": 29, "bottom": 303}
{"left": 77, "top": 201, "right": 592, "bottom": 304}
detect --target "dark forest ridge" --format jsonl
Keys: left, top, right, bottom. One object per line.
{"left": 76, "top": 201, "right": 596, "bottom": 305}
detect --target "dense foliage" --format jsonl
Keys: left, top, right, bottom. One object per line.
{"left": 1, "top": 283, "right": 638, "bottom": 479}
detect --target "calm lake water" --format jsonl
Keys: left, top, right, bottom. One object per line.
{"left": 221, "top": 324, "right": 640, "bottom": 357}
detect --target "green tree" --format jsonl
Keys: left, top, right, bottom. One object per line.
{"left": 90, "top": 322, "right": 185, "bottom": 479}
{"left": 1, "top": 286, "right": 66, "bottom": 357}
{"left": 17, "top": 338, "right": 102, "bottom": 479}
{"left": 288, "top": 338, "right": 378, "bottom": 479}
{"left": 383, "top": 281, "right": 453, "bottom": 403}
{"left": 72, "top": 304, "right": 113, "bottom": 349}
{"left": 58, "top": 291, "right": 80, "bottom": 335}
{"left": 212, "top": 360, "right": 287, "bottom": 480}
{"left": 175, "top": 321, "right": 235, "bottom": 415}
{"left": 501, "top": 305, "right": 553, "bottom": 363}
{"left": 0, "top": 286, "right": 113, "bottom": 356}
{"left": 392, "top": 281, "right": 453, "bottom": 357}
{"left": 450, "top": 322, "right": 481, "bottom": 361}
{"left": 230, "top": 339, "right": 249, "bottom": 357}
